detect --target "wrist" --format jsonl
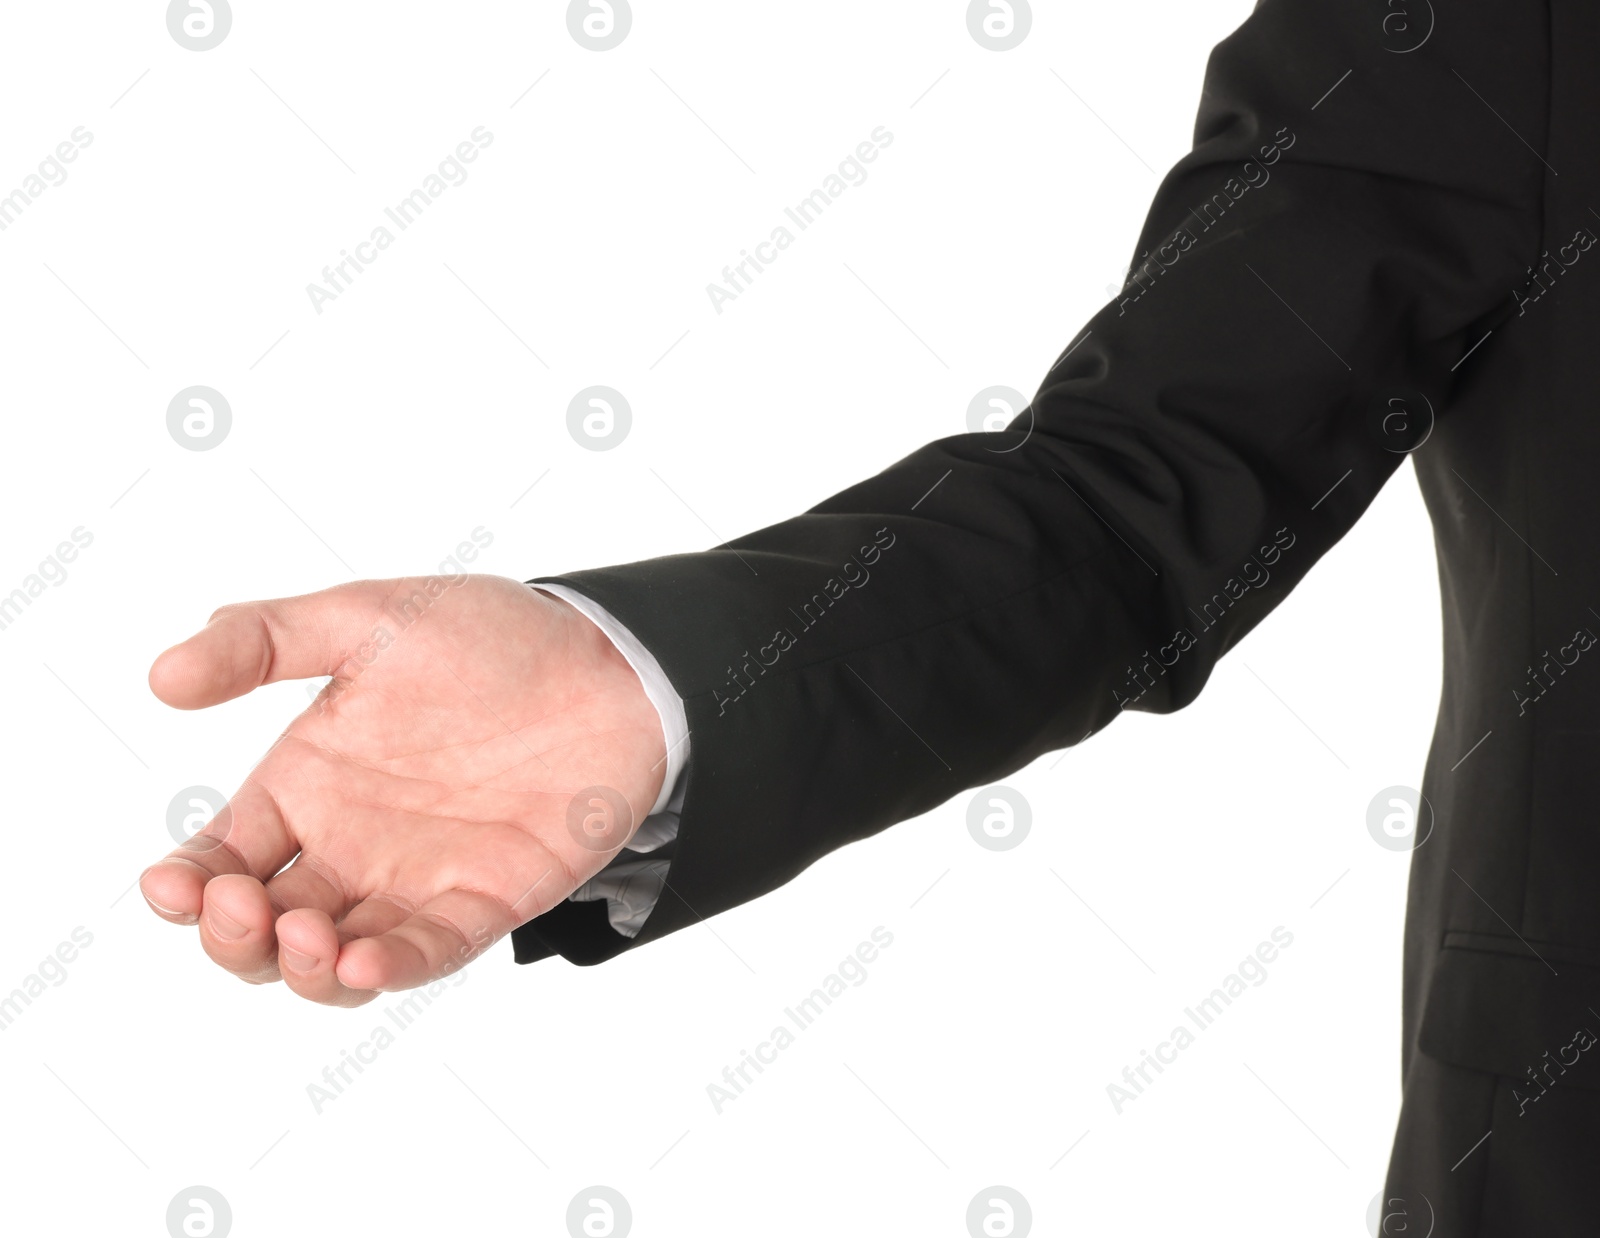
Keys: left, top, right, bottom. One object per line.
{"left": 535, "top": 587, "right": 668, "bottom": 831}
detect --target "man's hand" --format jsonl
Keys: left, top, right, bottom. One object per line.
{"left": 139, "top": 575, "right": 667, "bottom": 1007}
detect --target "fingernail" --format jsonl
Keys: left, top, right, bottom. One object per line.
{"left": 281, "top": 947, "right": 318, "bottom": 972}
{"left": 141, "top": 888, "right": 197, "bottom": 924}
{"left": 208, "top": 907, "right": 248, "bottom": 941}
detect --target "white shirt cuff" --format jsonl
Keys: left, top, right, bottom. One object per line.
{"left": 533, "top": 583, "right": 689, "bottom": 818}
{"left": 532, "top": 582, "right": 690, "bottom": 939}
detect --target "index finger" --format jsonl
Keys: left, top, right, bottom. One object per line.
{"left": 140, "top": 776, "right": 298, "bottom": 924}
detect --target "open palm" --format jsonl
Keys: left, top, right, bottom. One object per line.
{"left": 139, "top": 574, "right": 667, "bottom": 1007}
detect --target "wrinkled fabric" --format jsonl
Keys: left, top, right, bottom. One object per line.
{"left": 514, "top": 2, "right": 1600, "bottom": 1230}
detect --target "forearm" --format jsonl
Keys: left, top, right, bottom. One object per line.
{"left": 515, "top": 0, "right": 1547, "bottom": 965}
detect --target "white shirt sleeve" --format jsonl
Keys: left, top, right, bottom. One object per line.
{"left": 531, "top": 583, "right": 689, "bottom": 937}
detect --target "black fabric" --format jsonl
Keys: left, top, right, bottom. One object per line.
{"left": 1417, "top": 934, "right": 1600, "bottom": 1093}
{"left": 513, "top": 832, "right": 680, "bottom": 965}
{"left": 509, "top": 0, "right": 1600, "bottom": 1229}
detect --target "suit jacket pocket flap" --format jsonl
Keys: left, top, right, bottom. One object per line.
{"left": 1417, "top": 932, "right": 1600, "bottom": 1093}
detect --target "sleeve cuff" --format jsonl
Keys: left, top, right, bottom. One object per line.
{"left": 531, "top": 582, "right": 690, "bottom": 817}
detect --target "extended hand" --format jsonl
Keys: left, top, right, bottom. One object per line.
{"left": 139, "top": 575, "right": 666, "bottom": 1006}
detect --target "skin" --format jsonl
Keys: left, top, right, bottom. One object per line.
{"left": 139, "top": 574, "right": 666, "bottom": 1008}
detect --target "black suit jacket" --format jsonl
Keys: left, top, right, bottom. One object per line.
{"left": 514, "top": 2, "right": 1599, "bottom": 1230}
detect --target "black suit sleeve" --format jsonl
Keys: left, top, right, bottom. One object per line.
{"left": 511, "top": 0, "right": 1546, "bottom": 966}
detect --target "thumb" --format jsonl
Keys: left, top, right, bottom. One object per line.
{"left": 149, "top": 579, "right": 395, "bottom": 709}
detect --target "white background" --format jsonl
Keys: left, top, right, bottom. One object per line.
{"left": 0, "top": 2, "right": 1440, "bottom": 1234}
